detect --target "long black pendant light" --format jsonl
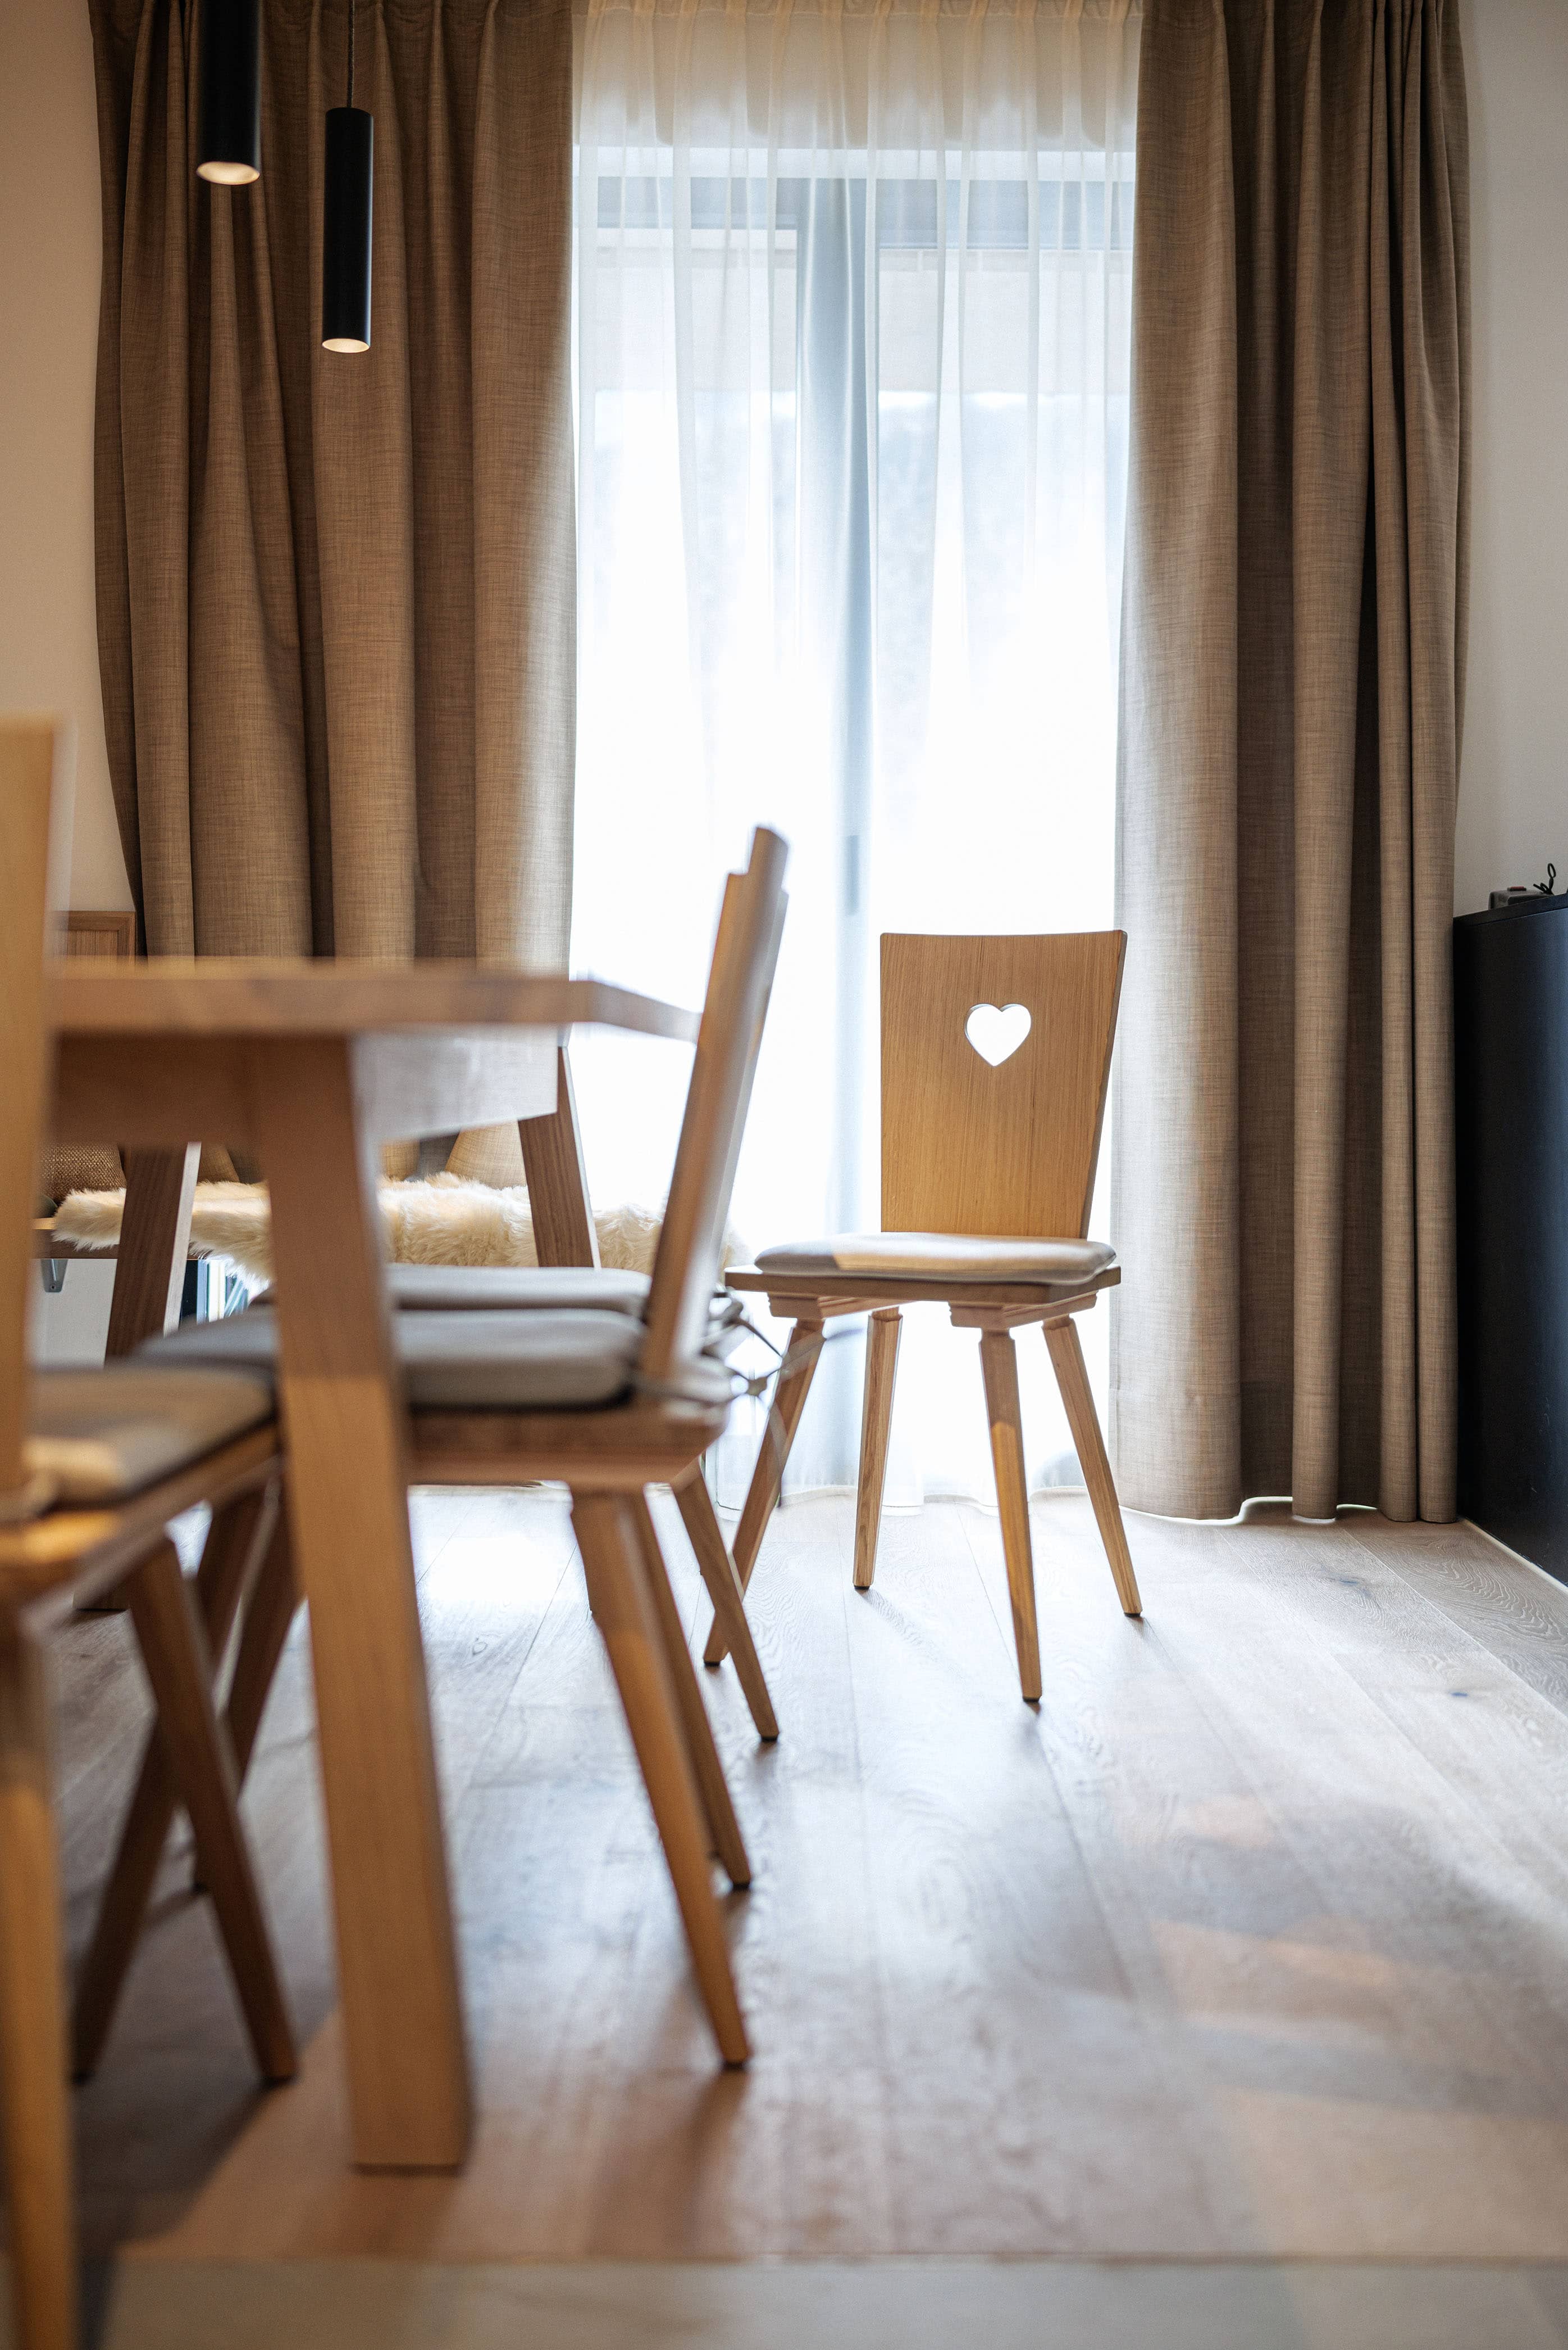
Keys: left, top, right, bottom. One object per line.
{"left": 322, "top": 0, "right": 373, "bottom": 353}
{"left": 196, "top": 0, "right": 262, "bottom": 185}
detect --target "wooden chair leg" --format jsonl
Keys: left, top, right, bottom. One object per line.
{"left": 630, "top": 1496, "right": 751, "bottom": 1888}
{"left": 72, "top": 1487, "right": 280, "bottom": 2079}
{"left": 853, "top": 1308, "right": 902, "bottom": 1592}
{"left": 978, "top": 1330, "right": 1043, "bottom": 1704}
{"left": 673, "top": 1470, "right": 778, "bottom": 1741}
{"left": 704, "top": 1314, "right": 823, "bottom": 1666}
{"left": 0, "top": 1629, "right": 76, "bottom": 2350}
{"left": 224, "top": 1508, "right": 303, "bottom": 1782}
{"left": 76, "top": 1141, "right": 202, "bottom": 1614}
{"left": 104, "top": 1145, "right": 200, "bottom": 1359}
{"left": 122, "top": 1541, "right": 296, "bottom": 2082}
{"left": 1044, "top": 1315, "right": 1143, "bottom": 1618}
{"left": 517, "top": 1046, "right": 599, "bottom": 1268}
{"left": 572, "top": 1492, "right": 749, "bottom": 2066}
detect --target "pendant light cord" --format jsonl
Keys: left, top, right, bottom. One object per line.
{"left": 346, "top": 0, "right": 355, "bottom": 108}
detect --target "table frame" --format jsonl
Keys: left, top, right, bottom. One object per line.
{"left": 49, "top": 968, "right": 697, "bottom": 2169}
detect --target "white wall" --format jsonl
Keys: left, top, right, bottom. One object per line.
{"left": 0, "top": 0, "right": 129, "bottom": 910}
{"left": 1453, "top": 0, "right": 1568, "bottom": 916}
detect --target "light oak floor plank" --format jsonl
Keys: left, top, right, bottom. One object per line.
{"left": 1346, "top": 1511, "right": 1568, "bottom": 1721}
{"left": 41, "top": 1492, "right": 1568, "bottom": 2285}
{"left": 75, "top": 2257, "right": 1568, "bottom": 2350}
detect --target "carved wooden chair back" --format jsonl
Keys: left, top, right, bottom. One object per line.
{"left": 879, "top": 931, "right": 1127, "bottom": 1242}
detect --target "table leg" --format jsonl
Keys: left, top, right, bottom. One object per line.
{"left": 251, "top": 1039, "right": 471, "bottom": 2170}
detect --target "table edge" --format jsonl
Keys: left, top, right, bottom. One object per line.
{"left": 48, "top": 964, "right": 700, "bottom": 1045}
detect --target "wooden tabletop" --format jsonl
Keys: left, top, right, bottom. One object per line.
{"left": 49, "top": 959, "right": 699, "bottom": 1044}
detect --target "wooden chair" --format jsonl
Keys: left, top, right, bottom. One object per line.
{"left": 715, "top": 932, "right": 1142, "bottom": 1705}
{"left": 0, "top": 717, "right": 296, "bottom": 2350}
{"left": 372, "top": 1050, "right": 777, "bottom": 1748}
{"left": 95, "top": 831, "right": 790, "bottom": 2069}
{"left": 74, "top": 1219, "right": 780, "bottom": 2080}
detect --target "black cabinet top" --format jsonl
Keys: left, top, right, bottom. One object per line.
{"left": 1456, "top": 894, "right": 1568, "bottom": 931}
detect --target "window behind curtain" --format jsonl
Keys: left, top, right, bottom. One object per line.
{"left": 571, "top": 0, "right": 1140, "bottom": 1506}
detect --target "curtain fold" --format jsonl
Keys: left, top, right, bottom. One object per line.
{"left": 89, "top": 0, "right": 576, "bottom": 966}
{"left": 572, "top": 0, "right": 1141, "bottom": 1505}
{"left": 1110, "top": 0, "right": 1469, "bottom": 1523}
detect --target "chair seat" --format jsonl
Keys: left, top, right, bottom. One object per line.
{"left": 748, "top": 1233, "right": 1118, "bottom": 1285}
{"left": 142, "top": 1306, "right": 737, "bottom": 1411}
{"left": 27, "top": 1367, "right": 275, "bottom": 1506}
{"left": 388, "top": 1263, "right": 652, "bottom": 1314}
{"left": 385, "top": 1263, "right": 749, "bottom": 1349}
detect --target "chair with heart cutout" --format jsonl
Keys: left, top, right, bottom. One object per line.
{"left": 714, "top": 932, "right": 1141, "bottom": 1703}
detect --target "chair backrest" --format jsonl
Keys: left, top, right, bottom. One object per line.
{"left": 640, "top": 829, "right": 789, "bottom": 1390}
{"left": 1, "top": 716, "right": 73, "bottom": 1513}
{"left": 880, "top": 931, "right": 1125, "bottom": 1241}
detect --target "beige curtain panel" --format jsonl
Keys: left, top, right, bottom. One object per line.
{"left": 89, "top": 0, "right": 575, "bottom": 967}
{"left": 1111, "top": 0, "right": 1470, "bottom": 1524}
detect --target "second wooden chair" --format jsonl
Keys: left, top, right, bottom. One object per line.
{"left": 715, "top": 931, "right": 1143, "bottom": 1704}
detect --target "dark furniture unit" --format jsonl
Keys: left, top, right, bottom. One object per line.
{"left": 1455, "top": 894, "right": 1568, "bottom": 1580}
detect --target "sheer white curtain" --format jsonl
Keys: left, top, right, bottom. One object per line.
{"left": 571, "top": 0, "right": 1139, "bottom": 1505}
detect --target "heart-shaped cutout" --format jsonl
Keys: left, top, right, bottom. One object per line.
{"left": 965, "top": 1002, "right": 1032, "bottom": 1068}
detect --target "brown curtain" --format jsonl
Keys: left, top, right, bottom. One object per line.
{"left": 1110, "top": 0, "right": 1470, "bottom": 1524}
{"left": 88, "top": 0, "right": 575, "bottom": 969}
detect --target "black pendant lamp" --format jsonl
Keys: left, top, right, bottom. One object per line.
{"left": 196, "top": 0, "right": 262, "bottom": 186}
{"left": 322, "top": 0, "right": 373, "bottom": 353}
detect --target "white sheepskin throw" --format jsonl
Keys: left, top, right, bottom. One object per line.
{"left": 52, "top": 1175, "right": 740, "bottom": 1286}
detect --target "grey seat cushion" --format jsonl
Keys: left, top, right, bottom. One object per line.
{"left": 385, "top": 1264, "right": 748, "bottom": 1355}
{"left": 143, "top": 1307, "right": 735, "bottom": 1412}
{"left": 28, "top": 1367, "right": 274, "bottom": 1506}
{"left": 751, "top": 1233, "right": 1118, "bottom": 1284}
{"left": 388, "top": 1263, "right": 653, "bottom": 1315}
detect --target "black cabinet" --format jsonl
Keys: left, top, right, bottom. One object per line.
{"left": 1455, "top": 896, "right": 1568, "bottom": 1579}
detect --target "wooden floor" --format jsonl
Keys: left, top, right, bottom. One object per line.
{"left": 43, "top": 1488, "right": 1568, "bottom": 2294}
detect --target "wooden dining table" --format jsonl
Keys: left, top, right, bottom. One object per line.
{"left": 45, "top": 959, "right": 699, "bottom": 2171}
